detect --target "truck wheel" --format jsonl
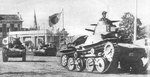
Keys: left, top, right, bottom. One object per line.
{"left": 2, "top": 48, "right": 8, "bottom": 62}
{"left": 95, "top": 58, "right": 105, "bottom": 73}
{"left": 86, "top": 58, "right": 95, "bottom": 72}
{"left": 75, "top": 58, "right": 85, "bottom": 72}
{"left": 61, "top": 54, "right": 68, "bottom": 67}
{"left": 67, "top": 57, "right": 75, "bottom": 71}
{"left": 22, "top": 52, "right": 26, "bottom": 62}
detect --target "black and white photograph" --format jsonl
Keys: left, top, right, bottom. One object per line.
{"left": 0, "top": 0, "right": 150, "bottom": 77}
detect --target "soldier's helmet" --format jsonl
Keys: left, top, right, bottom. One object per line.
{"left": 102, "top": 11, "right": 107, "bottom": 15}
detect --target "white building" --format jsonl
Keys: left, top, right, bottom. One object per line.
{"left": 8, "top": 29, "right": 67, "bottom": 49}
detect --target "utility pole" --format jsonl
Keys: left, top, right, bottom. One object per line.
{"left": 133, "top": 0, "right": 137, "bottom": 44}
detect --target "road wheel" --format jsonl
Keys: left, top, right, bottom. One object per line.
{"left": 67, "top": 57, "right": 75, "bottom": 71}
{"left": 61, "top": 54, "right": 68, "bottom": 67}
{"left": 75, "top": 58, "right": 85, "bottom": 72}
{"left": 86, "top": 58, "right": 95, "bottom": 72}
{"left": 95, "top": 58, "right": 105, "bottom": 73}
{"left": 2, "top": 48, "right": 8, "bottom": 62}
{"left": 22, "top": 52, "right": 26, "bottom": 62}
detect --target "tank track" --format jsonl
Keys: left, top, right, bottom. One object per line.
{"left": 60, "top": 42, "right": 120, "bottom": 73}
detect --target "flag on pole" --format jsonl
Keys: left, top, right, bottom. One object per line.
{"left": 49, "top": 12, "right": 61, "bottom": 27}
{"left": 34, "top": 10, "right": 38, "bottom": 29}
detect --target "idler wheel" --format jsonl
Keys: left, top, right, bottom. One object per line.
{"left": 75, "top": 58, "right": 85, "bottom": 72}
{"left": 67, "top": 57, "right": 75, "bottom": 71}
{"left": 86, "top": 58, "right": 95, "bottom": 72}
{"left": 61, "top": 54, "right": 68, "bottom": 67}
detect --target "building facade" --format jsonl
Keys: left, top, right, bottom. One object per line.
{"left": 0, "top": 13, "right": 23, "bottom": 46}
{"left": 8, "top": 29, "right": 68, "bottom": 51}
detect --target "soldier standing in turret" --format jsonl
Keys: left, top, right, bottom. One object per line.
{"left": 99, "top": 11, "right": 110, "bottom": 32}
{"left": 100, "top": 11, "right": 109, "bottom": 21}
{"left": 100, "top": 11, "right": 115, "bottom": 32}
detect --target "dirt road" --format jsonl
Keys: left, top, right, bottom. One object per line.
{"left": 0, "top": 50, "right": 150, "bottom": 77}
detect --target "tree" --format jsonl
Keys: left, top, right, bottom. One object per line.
{"left": 119, "top": 12, "right": 146, "bottom": 43}
{"left": 145, "top": 25, "right": 150, "bottom": 38}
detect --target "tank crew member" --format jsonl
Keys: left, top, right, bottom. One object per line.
{"left": 99, "top": 11, "right": 116, "bottom": 32}
{"left": 100, "top": 11, "right": 109, "bottom": 21}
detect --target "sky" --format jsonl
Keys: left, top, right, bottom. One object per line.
{"left": 0, "top": 0, "right": 150, "bottom": 35}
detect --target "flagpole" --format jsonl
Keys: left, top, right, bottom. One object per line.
{"left": 62, "top": 8, "right": 65, "bottom": 45}
{"left": 62, "top": 9, "right": 64, "bottom": 29}
{"left": 8, "top": 28, "right": 10, "bottom": 46}
{"left": 34, "top": 10, "right": 38, "bottom": 30}
{"left": 133, "top": 0, "right": 137, "bottom": 44}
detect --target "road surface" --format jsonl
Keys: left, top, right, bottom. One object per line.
{"left": 0, "top": 49, "right": 150, "bottom": 77}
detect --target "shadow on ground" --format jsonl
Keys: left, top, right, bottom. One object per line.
{"left": 7, "top": 60, "right": 47, "bottom": 62}
{"left": 67, "top": 68, "right": 150, "bottom": 75}
{"left": 0, "top": 71, "right": 65, "bottom": 75}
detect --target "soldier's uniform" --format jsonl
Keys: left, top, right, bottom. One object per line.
{"left": 99, "top": 11, "right": 115, "bottom": 32}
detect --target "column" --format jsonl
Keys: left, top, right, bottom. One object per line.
{"left": 14, "top": 23, "right": 18, "bottom": 31}
{"left": 2, "top": 24, "right": 7, "bottom": 37}
{"left": 31, "top": 36, "right": 36, "bottom": 48}
{"left": 10, "top": 24, "right": 14, "bottom": 31}
{"left": 20, "top": 37, "right": 23, "bottom": 43}
{"left": 45, "top": 34, "right": 47, "bottom": 44}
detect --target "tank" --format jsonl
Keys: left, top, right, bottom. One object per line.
{"left": 59, "top": 20, "right": 149, "bottom": 74}
{"left": 2, "top": 37, "right": 26, "bottom": 62}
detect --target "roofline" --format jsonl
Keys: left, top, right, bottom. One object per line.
{"left": 0, "top": 14, "right": 19, "bottom": 15}
{"left": 9, "top": 29, "right": 55, "bottom": 36}
{"left": 0, "top": 20, "right": 23, "bottom": 21}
